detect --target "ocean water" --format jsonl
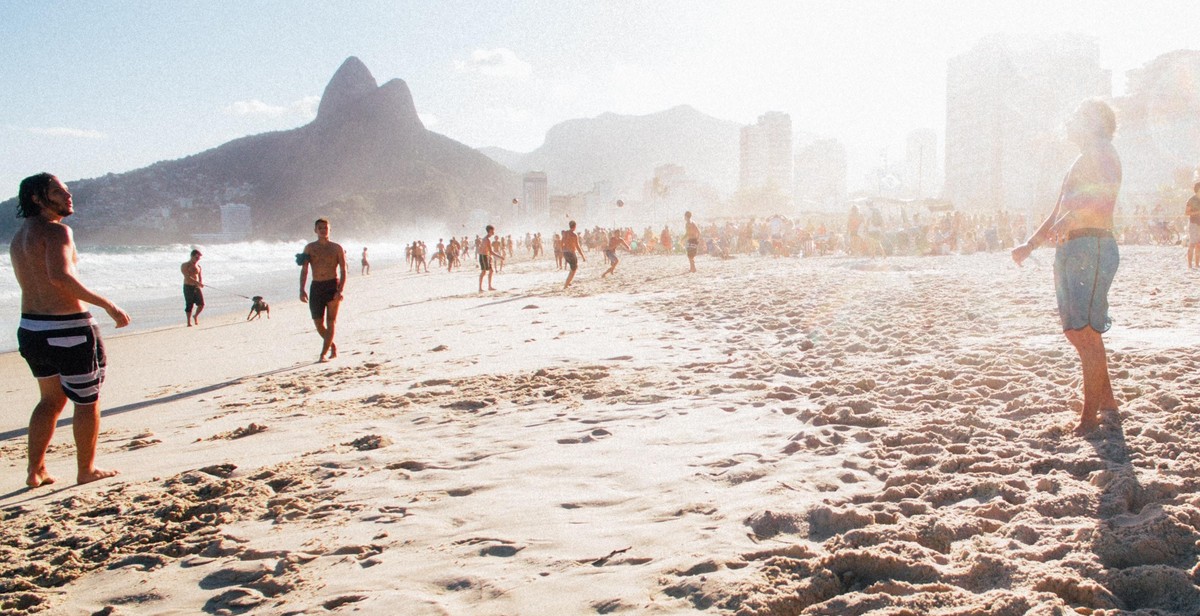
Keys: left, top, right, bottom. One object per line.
{"left": 0, "top": 239, "right": 408, "bottom": 353}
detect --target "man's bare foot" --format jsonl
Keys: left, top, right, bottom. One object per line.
{"left": 488, "top": 287, "right": 496, "bottom": 291}
{"left": 329, "top": 343, "right": 338, "bottom": 359}
{"left": 77, "top": 468, "right": 118, "bottom": 485}
{"left": 27, "top": 468, "right": 57, "bottom": 488}
{"left": 1074, "top": 413, "right": 1101, "bottom": 436}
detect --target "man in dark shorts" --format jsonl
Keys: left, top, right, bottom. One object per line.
{"left": 181, "top": 248, "right": 204, "bottom": 326}
{"left": 10, "top": 173, "right": 131, "bottom": 487}
{"left": 601, "top": 227, "right": 632, "bottom": 278}
{"left": 1012, "top": 99, "right": 1122, "bottom": 434}
{"left": 300, "top": 218, "right": 347, "bottom": 362}
{"left": 478, "top": 225, "right": 503, "bottom": 292}
{"left": 684, "top": 211, "right": 701, "bottom": 273}
{"left": 562, "top": 220, "right": 586, "bottom": 289}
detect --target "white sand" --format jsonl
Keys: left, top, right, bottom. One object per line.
{"left": 3, "top": 246, "right": 1200, "bottom": 615}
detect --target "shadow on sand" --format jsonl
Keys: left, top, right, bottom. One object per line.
{"left": 1086, "top": 411, "right": 1200, "bottom": 612}
{"left": 0, "top": 362, "right": 309, "bottom": 444}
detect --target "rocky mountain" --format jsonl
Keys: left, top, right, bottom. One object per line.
{"left": 1, "top": 57, "right": 519, "bottom": 244}
{"left": 484, "top": 105, "right": 742, "bottom": 195}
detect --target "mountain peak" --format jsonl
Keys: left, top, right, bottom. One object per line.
{"left": 317, "top": 56, "right": 379, "bottom": 119}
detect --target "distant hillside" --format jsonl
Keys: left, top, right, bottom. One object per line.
{"left": 477, "top": 146, "right": 526, "bottom": 172}
{"left": 484, "top": 105, "right": 741, "bottom": 195}
{"left": 1, "top": 57, "right": 519, "bottom": 244}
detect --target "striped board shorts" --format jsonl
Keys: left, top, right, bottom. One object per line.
{"left": 17, "top": 312, "right": 107, "bottom": 404}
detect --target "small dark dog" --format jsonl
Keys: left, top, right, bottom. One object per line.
{"left": 247, "top": 296, "right": 270, "bottom": 321}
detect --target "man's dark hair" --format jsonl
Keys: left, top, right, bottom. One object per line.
{"left": 17, "top": 173, "right": 56, "bottom": 218}
{"left": 486, "top": 225, "right": 494, "bottom": 233}
{"left": 314, "top": 218, "right": 329, "bottom": 227}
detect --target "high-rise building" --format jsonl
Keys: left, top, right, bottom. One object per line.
{"left": 794, "top": 139, "right": 847, "bottom": 210}
{"left": 740, "top": 112, "right": 793, "bottom": 195}
{"left": 945, "top": 34, "right": 1110, "bottom": 213}
{"left": 1113, "top": 50, "right": 1200, "bottom": 197}
{"left": 522, "top": 172, "right": 549, "bottom": 218}
{"left": 220, "top": 203, "right": 252, "bottom": 240}
{"left": 904, "top": 129, "right": 939, "bottom": 198}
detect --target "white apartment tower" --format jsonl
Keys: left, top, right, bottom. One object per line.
{"left": 522, "top": 172, "right": 549, "bottom": 218}
{"left": 1114, "top": 50, "right": 1200, "bottom": 197}
{"left": 220, "top": 203, "right": 252, "bottom": 240}
{"left": 740, "top": 111, "right": 793, "bottom": 196}
{"left": 945, "top": 34, "right": 1110, "bottom": 213}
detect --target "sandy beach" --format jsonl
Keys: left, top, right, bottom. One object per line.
{"left": 3, "top": 246, "right": 1200, "bottom": 615}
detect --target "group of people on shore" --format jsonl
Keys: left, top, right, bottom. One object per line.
{"left": 7, "top": 98, "right": 1168, "bottom": 491}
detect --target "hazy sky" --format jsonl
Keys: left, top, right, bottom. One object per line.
{"left": 3, "top": 0, "right": 1198, "bottom": 195}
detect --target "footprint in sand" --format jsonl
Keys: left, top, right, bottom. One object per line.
{"left": 345, "top": 434, "right": 392, "bottom": 451}
{"left": 323, "top": 595, "right": 369, "bottom": 609}
{"left": 207, "top": 423, "right": 268, "bottom": 441}
{"left": 125, "top": 435, "right": 162, "bottom": 450}
{"left": 480, "top": 544, "right": 523, "bottom": 557}
{"left": 447, "top": 536, "right": 525, "bottom": 557}
{"left": 203, "top": 588, "right": 266, "bottom": 613}
{"left": 556, "top": 428, "right": 613, "bottom": 444}
{"left": 199, "top": 561, "right": 278, "bottom": 590}
{"left": 198, "top": 463, "right": 237, "bottom": 478}
{"left": 329, "top": 544, "right": 385, "bottom": 561}
{"left": 107, "top": 553, "right": 167, "bottom": 571}
{"left": 592, "top": 599, "right": 630, "bottom": 614}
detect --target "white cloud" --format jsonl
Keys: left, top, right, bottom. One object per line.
{"left": 454, "top": 48, "right": 533, "bottom": 79}
{"left": 25, "top": 126, "right": 107, "bottom": 139}
{"left": 224, "top": 96, "right": 319, "bottom": 119}
{"left": 418, "top": 112, "right": 439, "bottom": 127}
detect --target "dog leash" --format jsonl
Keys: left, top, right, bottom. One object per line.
{"left": 200, "top": 284, "right": 254, "bottom": 300}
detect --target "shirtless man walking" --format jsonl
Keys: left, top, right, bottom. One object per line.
{"left": 562, "top": 220, "right": 587, "bottom": 289}
{"left": 412, "top": 241, "right": 428, "bottom": 273}
{"left": 447, "top": 237, "right": 461, "bottom": 272}
{"left": 181, "top": 249, "right": 204, "bottom": 326}
{"left": 10, "top": 173, "right": 131, "bottom": 487}
{"left": 684, "top": 211, "right": 701, "bottom": 273}
{"left": 300, "top": 218, "right": 347, "bottom": 362}
{"left": 478, "top": 225, "right": 503, "bottom": 292}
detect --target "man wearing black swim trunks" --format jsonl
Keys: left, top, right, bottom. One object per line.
{"left": 300, "top": 218, "right": 347, "bottom": 362}
{"left": 478, "top": 225, "right": 503, "bottom": 292}
{"left": 684, "top": 211, "right": 701, "bottom": 273}
{"left": 601, "top": 227, "right": 631, "bottom": 279}
{"left": 561, "top": 220, "right": 586, "bottom": 289}
{"left": 10, "top": 173, "right": 131, "bottom": 488}
{"left": 181, "top": 248, "right": 204, "bottom": 326}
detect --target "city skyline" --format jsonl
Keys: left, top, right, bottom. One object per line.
{"left": 3, "top": 1, "right": 1198, "bottom": 195}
